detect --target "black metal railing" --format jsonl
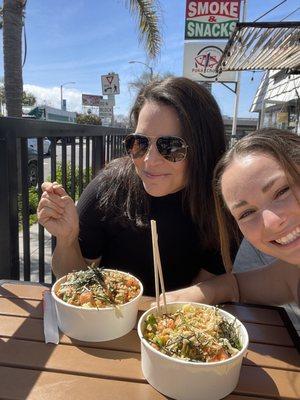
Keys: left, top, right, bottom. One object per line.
{"left": 0, "top": 117, "right": 129, "bottom": 283}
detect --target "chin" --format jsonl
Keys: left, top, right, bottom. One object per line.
{"left": 143, "top": 184, "right": 170, "bottom": 197}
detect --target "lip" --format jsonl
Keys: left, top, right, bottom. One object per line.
{"left": 143, "top": 171, "right": 170, "bottom": 179}
{"left": 270, "top": 233, "right": 300, "bottom": 250}
{"left": 270, "top": 224, "right": 300, "bottom": 244}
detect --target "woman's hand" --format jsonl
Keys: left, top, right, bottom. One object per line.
{"left": 37, "top": 181, "right": 79, "bottom": 244}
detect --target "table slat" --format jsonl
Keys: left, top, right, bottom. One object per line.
{"left": 0, "top": 338, "right": 143, "bottom": 381}
{"left": 0, "top": 282, "right": 48, "bottom": 300}
{"left": 0, "top": 283, "right": 288, "bottom": 326}
{"left": 246, "top": 343, "right": 300, "bottom": 371}
{"left": 0, "top": 337, "right": 299, "bottom": 399}
{"left": 0, "top": 298, "right": 43, "bottom": 318}
{"left": 236, "top": 365, "right": 300, "bottom": 399}
{"left": 0, "top": 315, "right": 293, "bottom": 352}
{"left": 0, "top": 365, "right": 165, "bottom": 400}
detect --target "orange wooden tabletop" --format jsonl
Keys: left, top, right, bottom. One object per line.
{"left": 0, "top": 280, "right": 299, "bottom": 400}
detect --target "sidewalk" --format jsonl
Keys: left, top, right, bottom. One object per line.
{"left": 19, "top": 223, "right": 52, "bottom": 284}
{"left": 19, "top": 223, "right": 299, "bottom": 335}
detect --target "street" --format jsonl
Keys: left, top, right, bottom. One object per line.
{"left": 43, "top": 141, "right": 92, "bottom": 181}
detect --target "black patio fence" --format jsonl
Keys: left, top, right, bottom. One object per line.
{"left": 0, "top": 117, "right": 129, "bottom": 283}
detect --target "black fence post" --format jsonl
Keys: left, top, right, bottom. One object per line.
{"left": 0, "top": 128, "right": 19, "bottom": 279}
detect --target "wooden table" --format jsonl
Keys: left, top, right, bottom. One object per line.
{"left": 0, "top": 280, "right": 299, "bottom": 400}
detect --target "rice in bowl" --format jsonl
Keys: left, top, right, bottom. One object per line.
{"left": 55, "top": 266, "right": 141, "bottom": 308}
{"left": 52, "top": 267, "right": 143, "bottom": 342}
{"left": 138, "top": 302, "right": 249, "bottom": 400}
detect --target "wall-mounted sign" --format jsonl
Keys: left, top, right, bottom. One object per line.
{"left": 183, "top": 42, "right": 237, "bottom": 82}
{"left": 185, "top": 0, "right": 241, "bottom": 39}
{"left": 101, "top": 73, "right": 120, "bottom": 95}
{"left": 99, "top": 99, "right": 114, "bottom": 118}
{"left": 82, "top": 94, "right": 102, "bottom": 107}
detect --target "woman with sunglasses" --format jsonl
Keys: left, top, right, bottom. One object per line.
{"left": 162, "top": 128, "right": 300, "bottom": 306}
{"left": 38, "top": 77, "right": 230, "bottom": 296}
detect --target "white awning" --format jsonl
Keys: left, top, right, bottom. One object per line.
{"left": 217, "top": 22, "right": 300, "bottom": 72}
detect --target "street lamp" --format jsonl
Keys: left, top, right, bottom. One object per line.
{"left": 128, "top": 60, "right": 153, "bottom": 80}
{"left": 60, "top": 81, "right": 75, "bottom": 110}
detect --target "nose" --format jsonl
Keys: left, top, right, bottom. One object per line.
{"left": 262, "top": 209, "right": 287, "bottom": 232}
{"left": 143, "top": 141, "right": 164, "bottom": 165}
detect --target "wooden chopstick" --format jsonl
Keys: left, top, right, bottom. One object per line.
{"left": 150, "top": 220, "right": 167, "bottom": 314}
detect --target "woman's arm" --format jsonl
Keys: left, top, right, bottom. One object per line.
{"left": 235, "top": 260, "right": 300, "bottom": 306}
{"left": 52, "top": 238, "right": 86, "bottom": 278}
{"left": 162, "top": 273, "right": 239, "bottom": 304}
{"left": 38, "top": 181, "right": 102, "bottom": 278}
{"left": 163, "top": 260, "right": 299, "bottom": 306}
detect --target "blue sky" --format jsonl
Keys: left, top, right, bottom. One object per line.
{"left": 0, "top": 0, "right": 299, "bottom": 118}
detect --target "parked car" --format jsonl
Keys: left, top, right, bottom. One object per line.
{"left": 28, "top": 137, "right": 52, "bottom": 155}
{"left": 28, "top": 146, "right": 38, "bottom": 187}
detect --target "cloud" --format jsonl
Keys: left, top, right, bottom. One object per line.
{"left": 24, "top": 84, "right": 82, "bottom": 112}
{"left": 23, "top": 83, "right": 131, "bottom": 117}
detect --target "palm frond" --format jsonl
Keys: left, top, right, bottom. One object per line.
{"left": 126, "top": 0, "right": 162, "bottom": 59}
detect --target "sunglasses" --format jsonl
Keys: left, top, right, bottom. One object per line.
{"left": 124, "top": 134, "right": 188, "bottom": 163}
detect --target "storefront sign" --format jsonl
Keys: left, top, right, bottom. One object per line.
{"left": 183, "top": 42, "right": 237, "bottom": 82}
{"left": 185, "top": 0, "right": 241, "bottom": 39}
{"left": 82, "top": 94, "right": 102, "bottom": 107}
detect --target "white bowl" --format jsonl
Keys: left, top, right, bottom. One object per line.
{"left": 52, "top": 269, "right": 143, "bottom": 342}
{"left": 138, "top": 302, "right": 249, "bottom": 400}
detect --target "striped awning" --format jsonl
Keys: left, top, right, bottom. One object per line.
{"left": 217, "top": 22, "right": 300, "bottom": 73}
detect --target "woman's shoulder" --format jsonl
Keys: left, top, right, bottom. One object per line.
{"left": 83, "top": 157, "right": 133, "bottom": 197}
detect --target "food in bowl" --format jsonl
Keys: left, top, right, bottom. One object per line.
{"left": 138, "top": 302, "right": 248, "bottom": 400}
{"left": 55, "top": 266, "right": 140, "bottom": 308}
{"left": 143, "top": 303, "right": 241, "bottom": 363}
{"left": 51, "top": 267, "right": 143, "bottom": 342}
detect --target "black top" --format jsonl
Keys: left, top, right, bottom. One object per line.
{"left": 77, "top": 175, "right": 225, "bottom": 296}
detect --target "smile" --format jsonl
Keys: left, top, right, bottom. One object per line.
{"left": 274, "top": 226, "right": 300, "bottom": 245}
{"left": 143, "top": 171, "right": 169, "bottom": 179}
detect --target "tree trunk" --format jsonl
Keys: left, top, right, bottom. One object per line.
{"left": 3, "top": 0, "right": 23, "bottom": 117}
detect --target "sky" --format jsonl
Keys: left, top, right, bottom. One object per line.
{"left": 0, "top": 0, "right": 299, "bottom": 119}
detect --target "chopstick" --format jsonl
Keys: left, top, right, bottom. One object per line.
{"left": 150, "top": 220, "right": 167, "bottom": 315}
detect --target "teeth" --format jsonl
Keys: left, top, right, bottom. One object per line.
{"left": 275, "top": 227, "right": 300, "bottom": 245}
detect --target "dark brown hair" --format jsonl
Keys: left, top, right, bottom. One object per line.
{"left": 213, "top": 128, "right": 300, "bottom": 270}
{"left": 99, "top": 77, "right": 226, "bottom": 248}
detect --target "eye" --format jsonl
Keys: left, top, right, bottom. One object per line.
{"left": 274, "top": 186, "right": 290, "bottom": 199}
{"left": 238, "top": 209, "right": 255, "bottom": 221}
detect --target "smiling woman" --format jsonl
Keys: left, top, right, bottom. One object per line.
{"left": 38, "top": 77, "right": 231, "bottom": 297}
{"left": 212, "top": 128, "right": 300, "bottom": 306}
{"left": 162, "top": 128, "right": 300, "bottom": 307}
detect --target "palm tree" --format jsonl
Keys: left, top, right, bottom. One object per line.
{"left": 125, "top": 0, "right": 162, "bottom": 59}
{"left": 2, "top": 0, "right": 24, "bottom": 117}
{"left": 128, "top": 71, "right": 174, "bottom": 92}
{"left": 1, "top": 0, "right": 162, "bottom": 117}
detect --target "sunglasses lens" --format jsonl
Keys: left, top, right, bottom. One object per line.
{"left": 157, "top": 137, "right": 187, "bottom": 162}
{"left": 124, "top": 135, "right": 149, "bottom": 159}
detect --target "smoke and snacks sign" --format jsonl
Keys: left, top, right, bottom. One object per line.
{"left": 185, "top": 0, "right": 241, "bottom": 39}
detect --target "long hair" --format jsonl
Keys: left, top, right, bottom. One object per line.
{"left": 213, "top": 128, "right": 300, "bottom": 270}
{"left": 98, "top": 77, "right": 226, "bottom": 248}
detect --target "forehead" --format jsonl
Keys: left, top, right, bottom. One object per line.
{"left": 221, "top": 153, "right": 285, "bottom": 205}
{"left": 136, "top": 101, "right": 181, "bottom": 136}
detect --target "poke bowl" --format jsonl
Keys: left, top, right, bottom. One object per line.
{"left": 51, "top": 266, "right": 143, "bottom": 342}
{"left": 138, "top": 302, "right": 249, "bottom": 400}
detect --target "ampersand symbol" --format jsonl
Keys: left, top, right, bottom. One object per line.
{"left": 208, "top": 16, "right": 216, "bottom": 22}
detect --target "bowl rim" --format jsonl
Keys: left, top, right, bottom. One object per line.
{"left": 137, "top": 302, "right": 249, "bottom": 367}
{"left": 51, "top": 268, "right": 144, "bottom": 311}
